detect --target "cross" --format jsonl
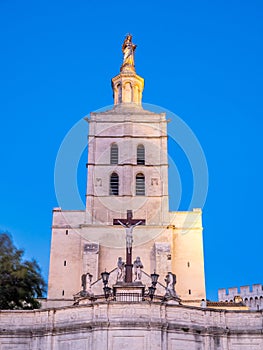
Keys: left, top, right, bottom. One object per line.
{"left": 114, "top": 210, "right": 145, "bottom": 283}
{"left": 113, "top": 210, "right": 146, "bottom": 227}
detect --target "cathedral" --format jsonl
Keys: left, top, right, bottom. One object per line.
{"left": 1, "top": 35, "right": 262, "bottom": 350}
{"left": 47, "top": 33, "right": 206, "bottom": 306}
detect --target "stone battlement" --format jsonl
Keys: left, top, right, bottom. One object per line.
{"left": 218, "top": 284, "right": 263, "bottom": 311}
{"left": 219, "top": 284, "right": 263, "bottom": 300}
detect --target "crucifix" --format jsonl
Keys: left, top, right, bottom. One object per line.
{"left": 114, "top": 210, "right": 145, "bottom": 283}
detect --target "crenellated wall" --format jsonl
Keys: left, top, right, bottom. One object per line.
{"left": 218, "top": 284, "right": 263, "bottom": 310}
{"left": 0, "top": 302, "right": 262, "bottom": 349}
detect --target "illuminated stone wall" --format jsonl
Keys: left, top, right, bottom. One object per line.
{"left": 0, "top": 303, "right": 262, "bottom": 349}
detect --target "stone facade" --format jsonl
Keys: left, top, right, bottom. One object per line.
{"left": 0, "top": 302, "right": 262, "bottom": 349}
{"left": 48, "top": 208, "right": 205, "bottom": 304}
{"left": 47, "top": 38, "right": 206, "bottom": 305}
{"left": 1, "top": 36, "right": 262, "bottom": 350}
{"left": 219, "top": 284, "right": 263, "bottom": 311}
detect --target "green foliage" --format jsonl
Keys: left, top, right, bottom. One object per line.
{"left": 0, "top": 233, "right": 46, "bottom": 310}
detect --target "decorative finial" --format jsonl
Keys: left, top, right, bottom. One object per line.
{"left": 111, "top": 35, "right": 144, "bottom": 105}
{"left": 121, "top": 34, "right": 137, "bottom": 71}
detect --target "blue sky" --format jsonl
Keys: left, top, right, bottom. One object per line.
{"left": 0, "top": 0, "right": 262, "bottom": 300}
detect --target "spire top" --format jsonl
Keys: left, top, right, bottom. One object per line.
{"left": 111, "top": 35, "right": 144, "bottom": 106}
{"left": 121, "top": 34, "right": 137, "bottom": 72}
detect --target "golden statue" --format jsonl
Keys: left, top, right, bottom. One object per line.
{"left": 122, "top": 34, "right": 137, "bottom": 68}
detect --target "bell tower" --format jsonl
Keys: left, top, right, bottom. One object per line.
{"left": 85, "top": 34, "right": 170, "bottom": 225}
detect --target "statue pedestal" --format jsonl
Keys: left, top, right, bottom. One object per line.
{"left": 125, "top": 263, "right": 133, "bottom": 283}
{"left": 113, "top": 282, "right": 145, "bottom": 302}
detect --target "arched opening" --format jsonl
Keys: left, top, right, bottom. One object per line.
{"left": 250, "top": 297, "right": 254, "bottom": 307}
{"left": 124, "top": 82, "right": 132, "bottom": 102}
{"left": 117, "top": 83, "right": 122, "bottom": 104}
{"left": 137, "top": 144, "right": 145, "bottom": 165}
{"left": 255, "top": 296, "right": 259, "bottom": 308}
{"left": 110, "top": 172, "right": 119, "bottom": 195}
{"left": 110, "top": 144, "right": 118, "bottom": 164}
{"left": 136, "top": 173, "right": 145, "bottom": 196}
{"left": 133, "top": 85, "right": 139, "bottom": 103}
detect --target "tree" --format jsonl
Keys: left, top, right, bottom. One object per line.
{"left": 0, "top": 233, "right": 46, "bottom": 310}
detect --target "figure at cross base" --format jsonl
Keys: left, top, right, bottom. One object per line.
{"left": 116, "top": 257, "right": 125, "bottom": 282}
{"left": 117, "top": 220, "right": 142, "bottom": 254}
{"left": 133, "top": 256, "right": 143, "bottom": 282}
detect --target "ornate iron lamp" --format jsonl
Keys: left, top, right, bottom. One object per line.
{"left": 150, "top": 271, "right": 159, "bottom": 287}
{"left": 101, "top": 270, "right": 110, "bottom": 286}
{"left": 148, "top": 271, "right": 159, "bottom": 300}
{"left": 148, "top": 285, "right": 156, "bottom": 300}
{"left": 101, "top": 270, "right": 111, "bottom": 299}
{"left": 103, "top": 285, "right": 112, "bottom": 300}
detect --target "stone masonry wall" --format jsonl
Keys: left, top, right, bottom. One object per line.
{"left": 0, "top": 302, "right": 262, "bottom": 349}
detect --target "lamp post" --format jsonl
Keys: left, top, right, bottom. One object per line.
{"left": 148, "top": 271, "right": 159, "bottom": 300}
{"left": 103, "top": 286, "right": 112, "bottom": 300}
{"left": 101, "top": 271, "right": 110, "bottom": 286}
{"left": 101, "top": 270, "right": 111, "bottom": 300}
{"left": 151, "top": 271, "right": 159, "bottom": 287}
{"left": 148, "top": 285, "right": 156, "bottom": 300}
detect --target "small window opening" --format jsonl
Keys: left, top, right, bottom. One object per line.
{"left": 110, "top": 172, "right": 119, "bottom": 195}
{"left": 187, "top": 262, "right": 190, "bottom": 267}
{"left": 66, "top": 230, "right": 68, "bottom": 235}
{"left": 64, "top": 260, "right": 67, "bottom": 266}
{"left": 62, "top": 290, "right": 64, "bottom": 296}
{"left": 110, "top": 144, "right": 118, "bottom": 164}
{"left": 189, "top": 289, "right": 191, "bottom": 295}
{"left": 137, "top": 145, "right": 145, "bottom": 165}
{"left": 136, "top": 173, "right": 145, "bottom": 195}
